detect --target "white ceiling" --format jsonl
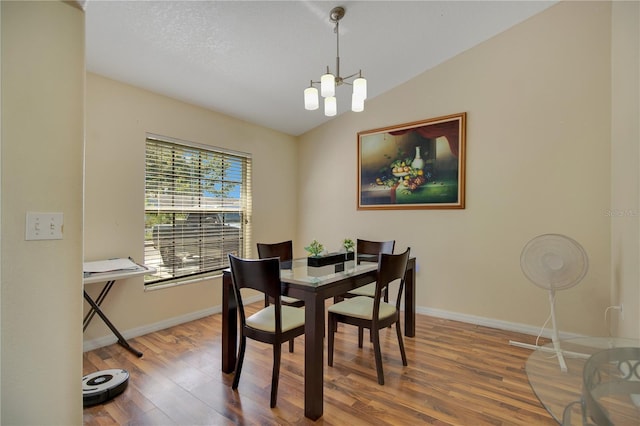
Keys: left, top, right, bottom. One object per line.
{"left": 85, "top": 1, "right": 556, "bottom": 136}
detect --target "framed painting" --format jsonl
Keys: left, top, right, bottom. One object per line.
{"left": 357, "top": 112, "right": 466, "bottom": 210}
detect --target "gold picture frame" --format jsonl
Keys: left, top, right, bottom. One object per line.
{"left": 357, "top": 112, "right": 466, "bottom": 210}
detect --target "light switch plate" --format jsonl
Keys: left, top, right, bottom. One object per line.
{"left": 25, "top": 212, "right": 64, "bottom": 240}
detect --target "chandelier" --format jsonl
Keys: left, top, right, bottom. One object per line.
{"left": 303, "top": 6, "right": 367, "bottom": 116}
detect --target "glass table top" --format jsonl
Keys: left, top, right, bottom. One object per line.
{"left": 525, "top": 337, "right": 640, "bottom": 425}
{"left": 279, "top": 258, "right": 378, "bottom": 287}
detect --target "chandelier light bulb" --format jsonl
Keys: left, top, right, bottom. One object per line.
{"left": 304, "top": 86, "right": 319, "bottom": 110}
{"left": 351, "top": 93, "right": 364, "bottom": 112}
{"left": 321, "top": 73, "right": 335, "bottom": 98}
{"left": 324, "top": 96, "right": 337, "bottom": 116}
{"left": 353, "top": 76, "right": 367, "bottom": 100}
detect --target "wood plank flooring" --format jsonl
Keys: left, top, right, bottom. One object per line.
{"left": 83, "top": 303, "right": 556, "bottom": 425}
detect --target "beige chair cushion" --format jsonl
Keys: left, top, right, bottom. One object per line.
{"left": 247, "top": 305, "right": 305, "bottom": 332}
{"left": 328, "top": 296, "right": 396, "bottom": 320}
{"left": 347, "top": 282, "right": 376, "bottom": 297}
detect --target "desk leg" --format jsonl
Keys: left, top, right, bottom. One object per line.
{"left": 304, "top": 294, "right": 325, "bottom": 420}
{"left": 83, "top": 280, "right": 115, "bottom": 331}
{"left": 83, "top": 291, "right": 143, "bottom": 358}
{"left": 404, "top": 259, "right": 416, "bottom": 337}
{"left": 221, "top": 271, "right": 237, "bottom": 374}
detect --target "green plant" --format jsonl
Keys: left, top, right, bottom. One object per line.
{"left": 304, "top": 239, "right": 324, "bottom": 257}
{"left": 342, "top": 238, "right": 355, "bottom": 252}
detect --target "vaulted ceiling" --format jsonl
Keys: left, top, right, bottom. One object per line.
{"left": 85, "top": 1, "right": 556, "bottom": 136}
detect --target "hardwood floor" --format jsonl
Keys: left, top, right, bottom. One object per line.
{"left": 83, "top": 303, "right": 556, "bottom": 425}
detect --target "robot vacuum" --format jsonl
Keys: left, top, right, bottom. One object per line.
{"left": 82, "top": 369, "right": 129, "bottom": 407}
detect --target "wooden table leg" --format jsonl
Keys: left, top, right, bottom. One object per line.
{"left": 404, "top": 258, "right": 416, "bottom": 337}
{"left": 304, "top": 293, "right": 325, "bottom": 420}
{"left": 221, "top": 271, "right": 237, "bottom": 373}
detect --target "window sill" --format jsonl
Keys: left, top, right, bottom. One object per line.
{"left": 144, "top": 271, "right": 224, "bottom": 291}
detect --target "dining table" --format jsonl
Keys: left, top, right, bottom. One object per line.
{"left": 221, "top": 254, "right": 416, "bottom": 420}
{"left": 526, "top": 336, "right": 640, "bottom": 425}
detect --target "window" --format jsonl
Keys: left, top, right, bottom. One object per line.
{"left": 144, "top": 135, "right": 252, "bottom": 286}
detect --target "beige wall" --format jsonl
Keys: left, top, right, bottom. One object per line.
{"left": 611, "top": 0, "right": 640, "bottom": 339}
{"left": 298, "top": 1, "right": 622, "bottom": 337}
{"left": 83, "top": 1, "right": 639, "bottom": 346}
{"left": 1, "top": 1, "right": 84, "bottom": 424}
{"left": 83, "top": 73, "right": 298, "bottom": 343}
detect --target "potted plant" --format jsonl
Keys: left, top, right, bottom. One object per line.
{"left": 304, "top": 239, "right": 324, "bottom": 257}
{"left": 305, "top": 239, "right": 346, "bottom": 267}
{"left": 342, "top": 238, "right": 355, "bottom": 261}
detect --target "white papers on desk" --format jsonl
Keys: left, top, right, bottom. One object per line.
{"left": 83, "top": 258, "right": 139, "bottom": 273}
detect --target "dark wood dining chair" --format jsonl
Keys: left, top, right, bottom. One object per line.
{"left": 327, "top": 247, "right": 410, "bottom": 385}
{"left": 257, "top": 240, "right": 304, "bottom": 308}
{"left": 257, "top": 240, "right": 304, "bottom": 352}
{"left": 333, "top": 239, "right": 395, "bottom": 338}
{"left": 345, "top": 239, "right": 395, "bottom": 299}
{"left": 228, "top": 254, "right": 306, "bottom": 408}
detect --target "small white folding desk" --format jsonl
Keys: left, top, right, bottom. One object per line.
{"left": 83, "top": 258, "right": 156, "bottom": 357}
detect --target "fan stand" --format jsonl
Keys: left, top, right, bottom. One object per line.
{"left": 510, "top": 291, "right": 592, "bottom": 373}
{"left": 510, "top": 289, "right": 570, "bottom": 372}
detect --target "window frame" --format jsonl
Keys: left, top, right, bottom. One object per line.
{"left": 143, "top": 134, "right": 252, "bottom": 286}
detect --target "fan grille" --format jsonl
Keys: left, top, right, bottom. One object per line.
{"left": 520, "top": 233, "right": 588, "bottom": 291}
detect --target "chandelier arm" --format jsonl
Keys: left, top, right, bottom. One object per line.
{"left": 341, "top": 71, "right": 360, "bottom": 81}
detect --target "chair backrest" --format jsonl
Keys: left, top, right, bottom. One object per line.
{"left": 228, "top": 254, "right": 284, "bottom": 329}
{"left": 357, "top": 239, "right": 395, "bottom": 257}
{"left": 374, "top": 248, "right": 410, "bottom": 312}
{"left": 257, "top": 240, "right": 293, "bottom": 262}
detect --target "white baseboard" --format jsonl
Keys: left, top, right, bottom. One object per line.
{"left": 83, "top": 298, "right": 580, "bottom": 352}
{"left": 82, "top": 295, "right": 263, "bottom": 352}
{"left": 417, "top": 306, "right": 583, "bottom": 340}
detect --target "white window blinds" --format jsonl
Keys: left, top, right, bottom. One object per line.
{"left": 144, "top": 136, "right": 252, "bottom": 285}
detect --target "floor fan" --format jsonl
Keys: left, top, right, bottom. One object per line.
{"left": 509, "top": 233, "right": 589, "bottom": 372}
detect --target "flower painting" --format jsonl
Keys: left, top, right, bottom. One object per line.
{"left": 357, "top": 113, "right": 466, "bottom": 210}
